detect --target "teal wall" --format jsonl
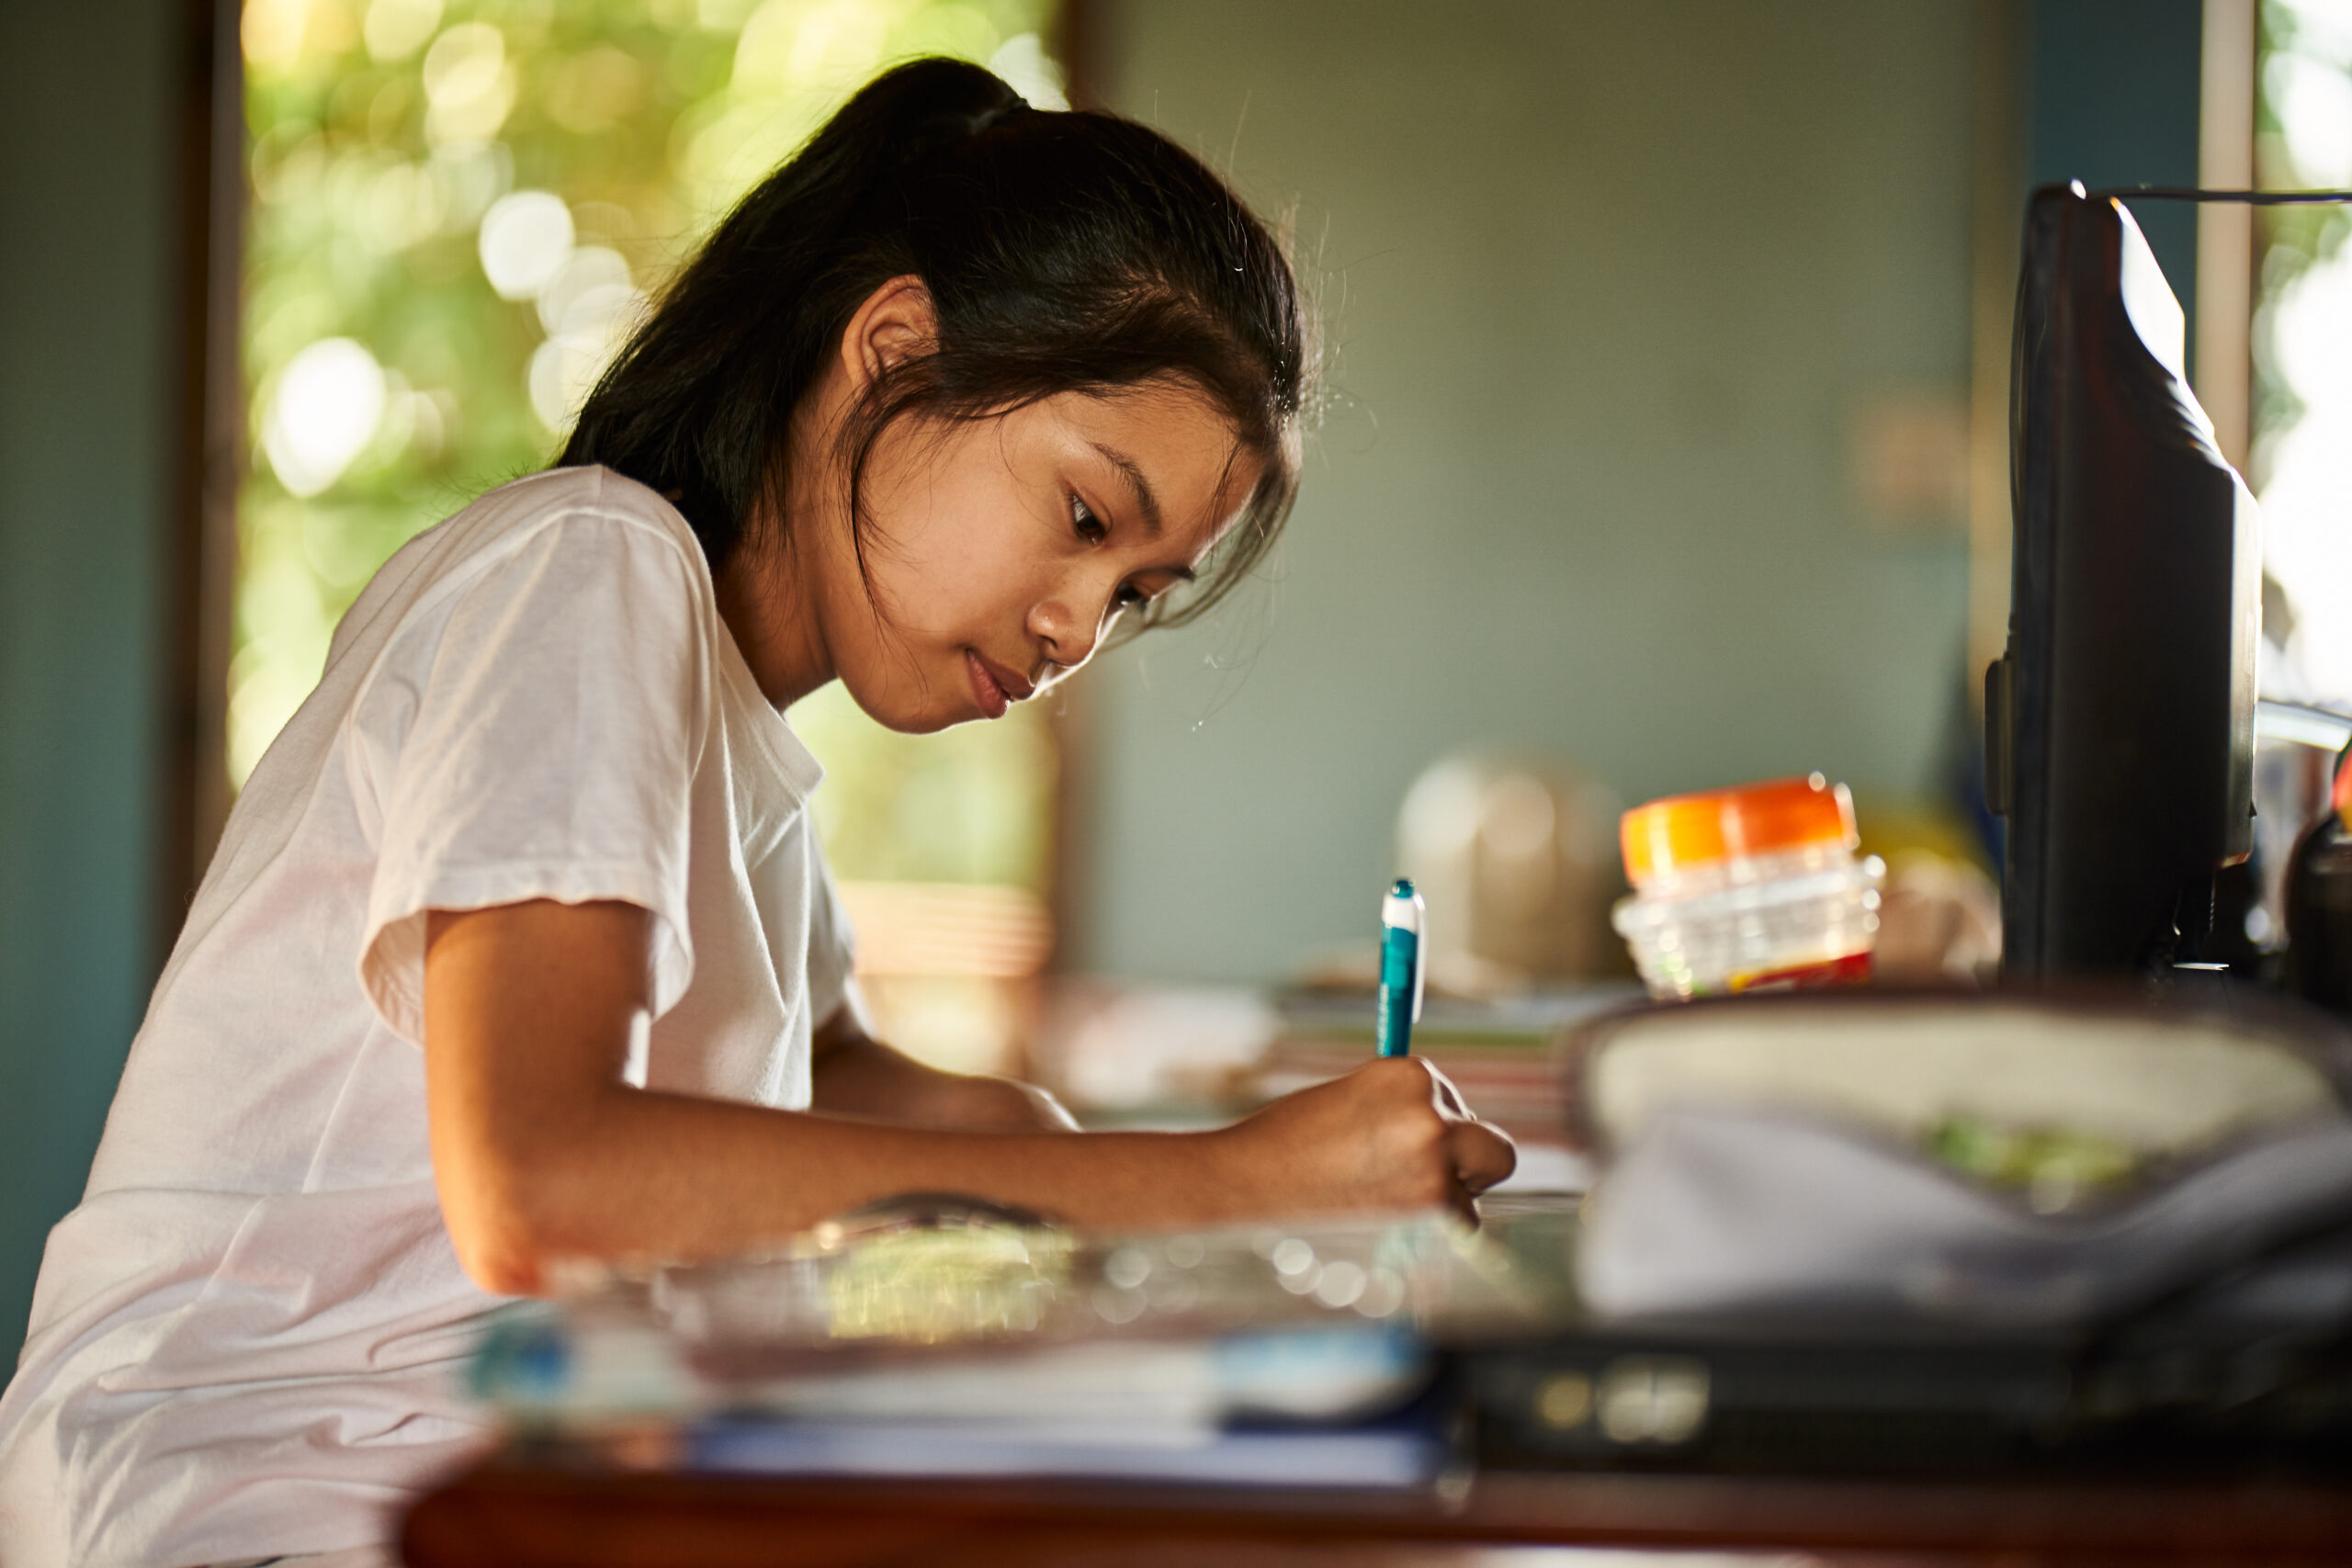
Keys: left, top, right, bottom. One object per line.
{"left": 1074, "top": 0, "right": 2210, "bottom": 985}
{"left": 1077, "top": 0, "right": 1986, "bottom": 982}
{"left": 0, "top": 0, "right": 179, "bottom": 1342}
{"left": 2030, "top": 0, "right": 2206, "bottom": 361}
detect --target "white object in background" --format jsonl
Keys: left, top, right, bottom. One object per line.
{"left": 1047, "top": 984, "right": 1281, "bottom": 1111}
{"left": 1490, "top": 1142, "right": 1592, "bottom": 1194}
{"left": 1397, "top": 753, "right": 1621, "bottom": 989}
{"left": 1584, "top": 1002, "right": 2333, "bottom": 1157}
{"left": 1579, "top": 1102, "right": 2352, "bottom": 1325}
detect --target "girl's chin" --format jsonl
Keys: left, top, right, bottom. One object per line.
{"left": 855, "top": 703, "right": 958, "bottom": 737}
{"left": 831, "top": 648, "right": 1007, "bottom": 734}
{"left": 837, "top": 680, "right": 967, "bottom": 737}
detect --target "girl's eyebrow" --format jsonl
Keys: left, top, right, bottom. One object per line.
{"left": 1088, "top": 441, "right": 1164, "bottom": 536}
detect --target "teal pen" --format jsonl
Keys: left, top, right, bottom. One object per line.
{"left": 1375, "top": 878, "right": 1426, "bottom": 1057}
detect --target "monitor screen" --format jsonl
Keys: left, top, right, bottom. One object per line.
{"left": 1988, "top": 183, "right": 2259, "bottom": 978}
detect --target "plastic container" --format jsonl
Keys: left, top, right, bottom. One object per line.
{"left": 1611, "top": 773, "right": 1884, "bottom": 1000}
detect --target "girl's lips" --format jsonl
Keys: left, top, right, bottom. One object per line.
{"left": 966, "top": 649, "right": 1009, "bottom": 719}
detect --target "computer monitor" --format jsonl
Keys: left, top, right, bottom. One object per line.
{"left": 1986, "top": 182, "right": 2260, "bottom": 978}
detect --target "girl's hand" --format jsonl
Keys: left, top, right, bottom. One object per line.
{"left": 1207, "top": 1056, "right": 1516, "bottom": 1223}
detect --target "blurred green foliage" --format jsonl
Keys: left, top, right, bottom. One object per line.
{"left": 237, "top": 0, "right": 1061, "bottom": 892}
{"left": 2254, "top": 0, "right": 2351, "bottom": 447}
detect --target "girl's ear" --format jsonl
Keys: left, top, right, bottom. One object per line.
{"left": 840, "top": 275, "right": 937, "bottom": 390}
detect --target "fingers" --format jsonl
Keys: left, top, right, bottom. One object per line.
{"left": 1395, "top": 1059, "right": 1512, "bottom": 1201}
{"left": 1446, "top": 1118, "right": 1518, "bottom": 1196}
{"left": 1307, "top": 1058, "right": 1512, "bottom": 1220}
{"left": 1410, "top": 1057, "right": 1472, "bottom": 1121}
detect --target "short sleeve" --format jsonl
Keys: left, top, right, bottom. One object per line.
{"left": 804, "top": 845, "right": 865, "bottom": 1035}
{"left": 356, "top": 511, "right": 711, "bottom": 1045}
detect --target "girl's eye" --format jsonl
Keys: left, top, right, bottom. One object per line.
{"left": 1071, "top": 494, "right": 1107, "bottom": 544}
{"left": 1114, "top": 581, "right": 1150, "bottom": 610}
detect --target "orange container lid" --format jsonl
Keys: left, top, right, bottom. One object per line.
{"left": 1621, "top": 773, "right": 1859, "bottom": 885}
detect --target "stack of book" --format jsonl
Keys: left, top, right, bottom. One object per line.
{"left": 469, "top": 1209, "right": 1570, "bottom": 1488}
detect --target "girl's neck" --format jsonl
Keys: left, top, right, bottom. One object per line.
{"left": 715, "top": 504, "right": 833, "bottom": 712}
{"left": 715, "top": 354, "right": 860, "bottom": 712}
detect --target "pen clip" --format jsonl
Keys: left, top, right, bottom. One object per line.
{"left": 1408, "top": 887, "right": 1427, "bottom": 1024}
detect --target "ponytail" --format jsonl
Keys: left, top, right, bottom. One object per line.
{"left": 560, "top": 57, "right": 1306, "bottom": 633}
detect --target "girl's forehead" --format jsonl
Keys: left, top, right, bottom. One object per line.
{"left": 1058, "top": 378, "right": 1227, "bottom": 442}
{"left": 1044, "top": 383, "right": 1263, "bottom": 529}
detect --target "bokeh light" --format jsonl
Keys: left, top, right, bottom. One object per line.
{"left": 261, "top": 336, "right": 387, "bottom": 498}
{"left": 362, "top": 0, "right": 442, "bottom": 62}
{"left": 477, "top": 188, "right": 574, "bottom": 298}
{"left": 2260, "top": 246, "right": 2352, "bottom": 693}
{"left": 2271, "top": 51, "right": 2352, "bottom": 185}
{"left": 421, "top": 21, "right": 515, "bottom": 143}
{"left": 2256, "top": 0, "right": 2352, "bottom": 702}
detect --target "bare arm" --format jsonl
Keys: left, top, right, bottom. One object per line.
{"left": 423, "top": 899, "right": 1513, "bottom": 1296}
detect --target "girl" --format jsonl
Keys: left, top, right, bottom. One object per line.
{"left": 0, "top": 59, "right": 1512, "bottom": 1568}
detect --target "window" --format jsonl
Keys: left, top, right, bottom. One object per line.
{"left": 2255, "top": 0, "right": 2352, "bottom": 703}
{"left": 236, "top": 0, "right": 1067, "bottom": 1070}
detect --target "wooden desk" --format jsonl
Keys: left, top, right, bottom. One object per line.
{"left": 401, "top": 1455, "right": 2352, "bottom": 1565}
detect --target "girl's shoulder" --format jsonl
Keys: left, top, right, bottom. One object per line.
{"left": 337, "top": 467, "right": 713, "bottom": 656}
{"left": 447, "top": 464, "right": 703, "bottom": 573}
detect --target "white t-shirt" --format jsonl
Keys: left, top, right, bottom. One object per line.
{"left": 0, "top": 467, "right": 856, "bottom": 1567}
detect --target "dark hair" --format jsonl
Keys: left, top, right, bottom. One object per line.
{"left": 560, "top": 57, "right": 1307, "bottom": 635}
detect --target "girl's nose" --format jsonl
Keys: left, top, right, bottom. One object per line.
{"left": 1027, "top": 581, "right": 1115, "bottom": 674}
{"left": 1026, "top": 596, "right": 1095, "bottom": 674}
